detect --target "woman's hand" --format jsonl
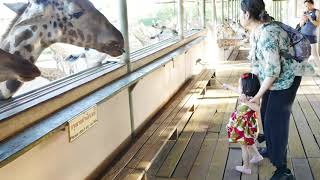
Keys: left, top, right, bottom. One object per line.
{"left": 249, "top": 95, "right": 261, "bottom": 104}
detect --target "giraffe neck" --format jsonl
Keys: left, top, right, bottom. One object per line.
{"left": 0, "top": 26, "right": 51, "bottom": 63}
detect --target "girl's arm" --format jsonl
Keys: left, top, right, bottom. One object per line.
{"left": 223, "top": 83, "right": 241, "bottom": 94}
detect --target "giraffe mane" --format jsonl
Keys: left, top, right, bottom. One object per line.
{"left": 1, "top": 4, "right": 29, "bottom": 41}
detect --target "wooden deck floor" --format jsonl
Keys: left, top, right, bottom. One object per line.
{"left": 146, "top": 60, "right": 320, "bottom": 180}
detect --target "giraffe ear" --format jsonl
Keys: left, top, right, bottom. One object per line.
{"left": 3, "top": 2, "right": 28, "bottom": 15}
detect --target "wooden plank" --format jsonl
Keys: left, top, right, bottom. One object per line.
{"left": 123, "top": 170, "right": 145, "bottom": 180}
{"left": 157, "top": 99, "right": 214, "bottom": 177}
{"left": 289, "top": 116, "right": 306, "bottom": 158}
{"left": 308, "top": 158, "right": 320, "bottom": 180}
{"left": 147, "top": 141, "right": 175, "bottom": 178}
{"left": 173, "top": 102, "right": 218, "bottom": 177}
{"left": 172, "top": 131, "right": 206, "bottom": 178}
{"left": 292, "top": 159, "right": 313, "bottom": 180}
{"left": 297, "top": 95, "right": 320, "bottom": 140}
{"left": 188, "top": 133, "right": 218, "bottom": 180}
{"left": 114, "top": 168, "right": 134, "bottom": 180}
{"left": 223, "top": 149, "right": 242, "bottom": 180}
{"left": 206, "top": 113, "right": 231, "bottom": 180}
{"left": 208, "top": 112, "right": 226, "bottom": 133}
{"left": 206, "top": 138, "right": 229, "bottom": 180}
{"left": 291, "top": 101, "right": 320, "bottom": 158}
{"left": 156, "top": 133, "right": 193, "bottom": 177}
{"left": 241, "top": 163, "right": 258, "bottom": 180}
{"left": 188, "top": 133, "right": 219, "bottom": 180}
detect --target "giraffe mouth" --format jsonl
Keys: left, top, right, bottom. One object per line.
{"left": 16, "top": 67, "right": 41, "bottom": 82}
{"left": 101, "top": 42, "right": 125, "bottom": 57}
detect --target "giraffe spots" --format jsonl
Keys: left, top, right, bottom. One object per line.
{"left": 69, "top": 38, "right": 75, "bottom": 44}
{"left": 6, "top": 80, "right": 22, "bottom": 93}
{"left": 24, "top": 44, "right": 34, "bottom": 52}
{"left": 31, "top": 25, "right": 38, "bottom": 32}
{"left": 63, "top": 17, "right": 67, "bottom": 23}
{"left": 42, "top": 24, "right": 48, "bottom": 29}
{"left": 4, "top": 43, "right": 10, "bottom": 52}
{"left": 14, "top": 29, "right": 33, "bottom": 47}
{"left": 77, "top": 42, "right": 83, "bottom": 47}
{"left": 48, "top": 32, "right": 52, "bottom": 38}
{"left": 62, "top": 37, "right": 68, "bottom": 42}
{"left": 29, "top": 56, "right": 35, "bottom": 63}
{"left": 86, "top": 34, "right": 92, "bottom": 43}
{"left": 53, "top": 21, "right": 57, "bottom": 28}
{"left": 77, "top": 29, "right": 85, "bottom": 41}
{"left": 67, "top": 22, "right": 73, "bottom": 27}
{"left": 68, "top": 30, "right": 78, "bottom": 40}
{"left": 59, "top": 23, "right": 64, "bottom": 29}
{"left": 40, "top": 40, "right": 49, "bottom": 47}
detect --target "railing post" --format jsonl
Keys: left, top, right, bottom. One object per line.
{"left": 119, "top": 0, "right": 136, "bottom": 139}
{"left": 178, "top": 0, "right": 184, "bottom": 40}
{"left": 222, "top": 0, "right": 224, "bottom": 22}
{"left": 202, "top": 0, "right": 206, "bottom": 28}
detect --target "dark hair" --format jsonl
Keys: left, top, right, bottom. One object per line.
{"left": 304, "top": 0, "right": 314, "bottom": 4}
{"left": 240, "top": 73, "right": 260, "bottom": 97}
{"left": 241, "top": 0, "right": 274, "bottom": 22}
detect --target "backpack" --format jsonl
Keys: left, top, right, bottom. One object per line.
{"left": 273, "top": 21, "right": 311, "bottom": 63}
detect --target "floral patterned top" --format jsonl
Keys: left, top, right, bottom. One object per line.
{"left": 249, "top": 22, "right": 315, "bottom": 90}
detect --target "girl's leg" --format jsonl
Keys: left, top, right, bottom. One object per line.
{"left": 248, "top": 144, "right": 263, "bottom": 163}
{"left": 235, "top": 145, "right": 251, "bottom": 174}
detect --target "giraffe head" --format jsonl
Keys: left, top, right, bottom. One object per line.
{"left": 0, "top": 49, "right": 40, "bottom": 82}
{"left": 4, "top": 0, "right": 124, "bottom": 57}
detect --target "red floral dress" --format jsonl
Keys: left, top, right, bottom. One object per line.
{"left": 226, "top": 103, "right": 258, "bottom": 145}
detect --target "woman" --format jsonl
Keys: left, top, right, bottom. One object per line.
{"left": 239, "top": 0, "right": 314, "bottom": 179}
{"left": 300, "top": 0, "right": 320, "bottom": 74}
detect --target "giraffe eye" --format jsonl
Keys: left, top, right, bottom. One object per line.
{"left": 72, "top": 11, "right": 84, "bottom": 19}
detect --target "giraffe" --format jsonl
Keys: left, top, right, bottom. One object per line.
{"left": 0, "top": 48, "right": 40, "bottom": 82}
{"left": 0, "top": 0, "right": 124, "bottom": 100}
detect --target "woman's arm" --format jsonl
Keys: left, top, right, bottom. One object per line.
{"left": 249, "top": 77, "right": 276, "bottom": 104}
{"left": 240, "top": 94, "right": 260, "bottom": 111}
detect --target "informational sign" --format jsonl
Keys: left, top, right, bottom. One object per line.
{"left": 68, "top": 105, "right": 98, "bottom": 142}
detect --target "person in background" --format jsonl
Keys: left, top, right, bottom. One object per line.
{"left": 300, "top": 0, "right": 320, "bottom": 75}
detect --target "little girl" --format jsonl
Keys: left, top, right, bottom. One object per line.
{"left": 223, "top": 73, "right": 263, "bottom": 174}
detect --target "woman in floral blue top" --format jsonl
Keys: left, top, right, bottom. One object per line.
{"left": 239, "top": 0, "right": 314, "bottom": 179}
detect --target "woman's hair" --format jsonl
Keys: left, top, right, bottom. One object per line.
{"left": 241, "top": 0, "right": 274, "bottom": 22}
{"left": 240, "top": 73, "right": 260, "bottom": 97}
{"left": 304, "top": 0, "right": 314, "bottom": 4}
